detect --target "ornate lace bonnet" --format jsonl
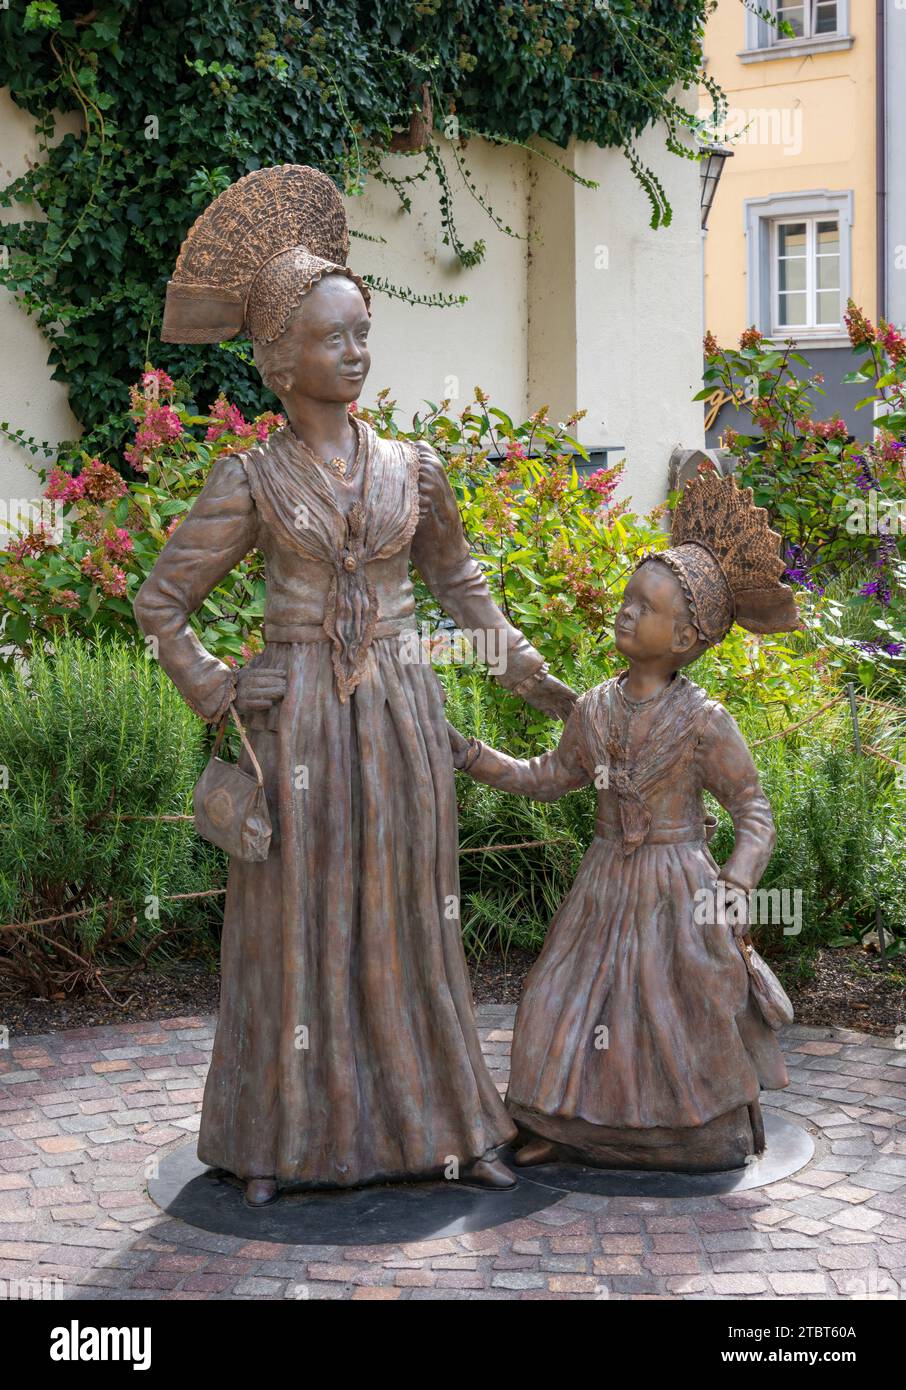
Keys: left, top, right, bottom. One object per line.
{"left": 645, "top": 469, "right": 802, "bottom": 644}
{"left": 161, "top": 164, "right": 370, "bottom": 344}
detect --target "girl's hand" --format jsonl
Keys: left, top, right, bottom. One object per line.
{"left": 234, "top": 666, "right": 287, "bottom": 713}
{"left": 446, "top": 720, "right": 472, "bottom": 770}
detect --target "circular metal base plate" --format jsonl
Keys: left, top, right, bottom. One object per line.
{"left": 148, "top": 1112, "right": 814, "bottom": 1246}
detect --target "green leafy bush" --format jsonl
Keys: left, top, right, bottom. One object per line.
{"left": 710, "top": 727, "right": 906, "bottom": 979}
{"left": 0, "top": 637, "right": 222, "bottom": 997}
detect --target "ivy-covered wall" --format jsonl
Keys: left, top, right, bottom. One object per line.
{"left": 0, "top": 0, "right": 721, "bottom": 462}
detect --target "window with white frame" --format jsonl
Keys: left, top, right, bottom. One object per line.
{"left": 744, "top": 190, "right": 852, "bottom": 342}
{"left": 772, "top": 216, "right": 841, "bottom": 332}
{"left": 770, "top": 1, "right": 839, "bottom": 43}
{"left": 742, "top": 0, "right": 851, "bottom": 58}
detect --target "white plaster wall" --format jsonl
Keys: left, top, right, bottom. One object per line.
{"left": 0, "top": 90, "right": 82, "bottom": 508}
{"left": 572, "top": 126, "right": 705, "bottom": 514}
{"left": 345, "top": 139, "right": 530, "bottom": 422}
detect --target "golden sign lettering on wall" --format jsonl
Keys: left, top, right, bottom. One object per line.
{"left": 703, "top": 388, "right": 758, "bottom": 434}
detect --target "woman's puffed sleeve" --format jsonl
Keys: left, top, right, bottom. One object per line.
{"left": 133, "top": 453, "right": 259, "bottom": 722}
{"left": 696, "top": 703, "right": 776, "bottom": 891}
{"left": 410, "top": 441, "right": 577, "bottom": 718}
{"left": 458, "top": 698, "right": 593, "bottom": 802}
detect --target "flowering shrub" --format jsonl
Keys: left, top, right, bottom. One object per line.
{"left": 699, "top": 303, "right": 906, "bottom": 690}
{"left": 0, "top": 369, "right": 285, "bottom": 666}
{"left": 1, "top": 378, "right": 889, "bottom": 976}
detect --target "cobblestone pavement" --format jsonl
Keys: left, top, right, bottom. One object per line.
{"left": 1, "top": 1008, "right": 905, "bottom": 1301}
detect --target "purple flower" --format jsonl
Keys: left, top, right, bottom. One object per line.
{"left": 853, "top": 454, "right": 877, "bottom": 492}
{"left": 782, "top": 543, "right": 822, "bottom": 590}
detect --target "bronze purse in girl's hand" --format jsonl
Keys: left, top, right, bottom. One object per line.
{"left": 193, "top": 702, "right": 272, "bottom": 862}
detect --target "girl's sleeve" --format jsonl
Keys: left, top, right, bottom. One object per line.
{"left": 459, "top": 699, "right": 593, "bottom": 802}
{"left": 696, "top": 703, "right": 776, "bottom": 891}
{"left": 410, "top": 441, "right": 577, "bottom": 717}
{"left": 133, "top": 453, "right": 259, "bottom": 722}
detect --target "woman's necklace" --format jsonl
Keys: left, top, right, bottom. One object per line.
{"left": 291, "top": 418, "right": 365, "bottom": 480}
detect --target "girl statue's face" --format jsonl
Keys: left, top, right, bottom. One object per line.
{"left": 276, "top": 274, "right": 371, "bottom": 403}
{"left": 614, "top": 561, "right": 698, "bottom": 665}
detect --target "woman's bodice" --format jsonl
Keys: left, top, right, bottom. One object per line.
{"left": 133, "top": 418, "right": 550, "bottom": 719}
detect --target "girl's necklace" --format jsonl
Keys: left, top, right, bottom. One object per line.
{"left": 615, "top": 671, "right": 676, "bottom": 712}
{"left": 612, "top": 672, "right": 680, "bottom": 763}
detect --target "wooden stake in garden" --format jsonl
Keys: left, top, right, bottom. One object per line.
{"left": 846, "top": 682, "right": 887, "bottom": 965}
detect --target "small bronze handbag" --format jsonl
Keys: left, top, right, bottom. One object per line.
{"left": 193, "top": 702, "right": 272, "bottom": 862}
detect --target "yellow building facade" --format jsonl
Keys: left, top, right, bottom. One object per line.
{"left": 703, "top": 0, "right": 878, "bottom": 351}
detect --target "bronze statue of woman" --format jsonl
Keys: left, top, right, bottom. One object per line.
{"left": 134, "top": 165, "right": 575, "bottom": 1206}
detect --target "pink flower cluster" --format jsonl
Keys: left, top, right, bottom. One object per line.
{"left": 844, "top": 302, "right": 875, "bottom": 349}
{"left": 205, "top": 395, "right": 286, "bottom": 447}
{"left": 104, "top": 527, "right": 133, "bottom": 561}
{"left": 45, "top": 467, "right": 87, "bottom": 503}
{"left": 45, "top": 457, "right": 128, "bottom": 505}
{"left": 795, "top": 416, "right": 848, "bottom": 441}
{"left": 124, "top": 402, "right": 184, "bottom": 470}
{"left": 80, "top": 551, "right": 128, "bottom": 597}
{"left": 880, "top": 322, "right": 906, "bottom": 365}
{"left": 205, "top": 396, "right": 249, "bottom": 441}
{"left": 141, "top": 368, "right": 175, "bottom": 396}
{"left": 584, "top": 467, "right": 619, "bottom": 505}
{"left": 7, "top": 525, "right": 55, "bottom": 560}
{"left": 870, "top": 433, "right": 906, "bottom": 467}
{"left": 845, "top": 301, "right": 906, "bottom": 364}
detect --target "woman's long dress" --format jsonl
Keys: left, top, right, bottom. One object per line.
{"left": 134, "top": 419, "right": 552, "bottom": 1186}
{"left": 463, "top": 673, "right": 791, "bottom": 1172}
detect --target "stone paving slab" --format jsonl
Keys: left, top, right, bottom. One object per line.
{"left": 1, "top": 1009, "right": 905, "bottom": 1300}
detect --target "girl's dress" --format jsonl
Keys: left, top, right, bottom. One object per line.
{"left": 134, "top": 417, "right": 555, "bottom": 1187}
{"left": 463, "top": 671, "right": 790, "bottom": 1172}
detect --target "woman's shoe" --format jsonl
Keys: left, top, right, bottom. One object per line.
{"left": 461, "top": 1154, "right": 517, "bottom": 1190}
{"left": 244, "top": 1176, "right": 280, "bottom": 1207}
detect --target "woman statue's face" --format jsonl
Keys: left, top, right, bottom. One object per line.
{"left": 277, "top": 274, "right": 371, "bottom": 403}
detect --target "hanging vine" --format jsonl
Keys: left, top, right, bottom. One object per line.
{"left": 0, "top": 0, "right": 734, "bottom": 460}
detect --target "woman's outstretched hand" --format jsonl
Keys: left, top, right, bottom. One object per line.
{"left": 234, "top": 666, "right": 287, "bottom": 713}
{"left": 519, "top": 671, "right": 578, "bottom": 723}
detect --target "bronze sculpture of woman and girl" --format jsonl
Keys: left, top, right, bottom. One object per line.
{"left": 135, "top": 165, "right": 798, "bottom": 1207}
